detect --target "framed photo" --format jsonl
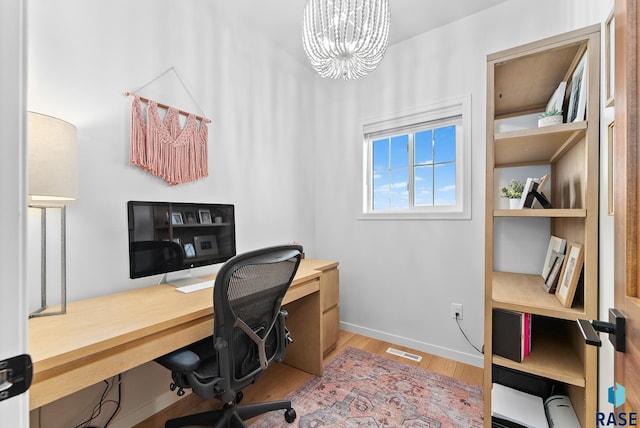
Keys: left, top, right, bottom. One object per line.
{"left": 555, "top": 242, "right": 584, "bottom": 308}
{"left": 546, "top": 81, "right": 567, "bottom": 114}
{"left": 605, "top": 9, "right": 615, "bottom": 107}
{"left": 183, "top": 242, "right": 196, "bottom": 258}
{"left": 171, "top": 212, "right": 184, "bottom": 225}
{"left": 532, "top": 174, "right": 550, "bottom": 209}
{"left": 199, "top": 209, "right": 212, "bottom": 224}
{"left": 518, "top": 177, "right": 538, "bottom": 209}
{"left": 567, "top": 52, "right": 588, "bottom": 122}
{"left": 194, "top": 235, "right": 218, "bottom": 256}
{"left": 543, "top": 254, "right": 564, "bottom": 293}
{"left": 171, "top": 237, "right": 181, "bottom": 246}
{"left": 541, "top": 235, "right": 566, "bottom": 279}
{"left": 184, "top": 210, "right": 197, "bottom": 224}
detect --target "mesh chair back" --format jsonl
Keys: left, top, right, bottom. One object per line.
{"left": 213, "top": 245, "right": 302, "bottom": 386}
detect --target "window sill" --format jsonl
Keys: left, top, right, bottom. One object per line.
{"left": 358, "top": 211, "right": 471, "bottom": 221}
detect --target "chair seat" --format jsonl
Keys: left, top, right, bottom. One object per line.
{"left": 193, "top": 355, "right": 219, "bottom": 379}
{"left": 156, "top": 337, "right": 217, "bottom": 376}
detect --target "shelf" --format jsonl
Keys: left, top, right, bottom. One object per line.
{"left": 494, "top": 121, "right": 587, "bottom": 167}
{"left": 494, "top": 208, "right": 586, "bottom": 218}
{"left": 493, "top": 330, "right": 585, "bottom": 387}
{"left": 492, "top": 271, "right": 585, "bottom": 320}
{"left": 172, "top": 223, "right": 231, "bottom": 228}
{"left": 492, "top": 41, "right": 584, "bottom": 117}
{"left": 486, "top": 25, "right": 600, "bottom": 427}
{"left": 155, "top": 223, "right": 231, "bottom": 229}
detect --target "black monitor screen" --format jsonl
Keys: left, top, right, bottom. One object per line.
{"left": 127, "top": 201, "right": 236, "bottom": 279}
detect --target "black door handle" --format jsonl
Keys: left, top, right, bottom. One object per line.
{"left": 577, "top": 308, "right": 625, "bottom": 353}
{"left": 0, "top": 354, "right": 32, "bottom": 402}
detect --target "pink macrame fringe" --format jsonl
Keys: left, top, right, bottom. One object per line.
{"left": 129, "top": 96, "right": 208, "bottom": 185}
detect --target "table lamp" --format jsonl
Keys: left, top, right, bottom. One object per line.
{"left": 28, "top": 112, "right": 78, "bottom": 317}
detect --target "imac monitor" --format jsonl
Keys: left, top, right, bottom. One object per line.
{"left": 127, "top": 201, "right": 236, "bottom": 279}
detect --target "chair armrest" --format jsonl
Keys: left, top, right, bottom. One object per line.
{"left": 155, "top": 349, "right": 201, "bottom": 372}
{"left": 275, "top": 310, "right": 292, "bottom": 363}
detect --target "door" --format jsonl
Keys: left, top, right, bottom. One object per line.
{"left": 0, "top": 0, "right": 30, "bottom": 425}
{"left": 614, "top": 0, "right": 640, "bottom": 414}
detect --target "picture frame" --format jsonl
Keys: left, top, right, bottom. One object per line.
{"left": 541, "top": 235, "right": 567, "bottom": 279}
{"left": 546, "top": 81, "right": 567, "bottom": 113}
{"left": 605, "top": 9, "right": 615, "bottom": 107}
{"left": 184, "top": 210, "right": 197, "bottom": 224}
{"left": 183, "top": 242, "right": 196, "bottom": 258}
{"left": 543, "top": 254, "right": 564, "bottom": 293}
{"left": 555, "top": 242, "right": 584, "bottom": 308}
{"left": 198, "top": 209, "right": 212, "bottom": 224}
{"left": 171, "top": 237, "right": 181, "bottom": 246}
{"left": 532, "top": 174, "right": 550, "bottom": 209}
{"left": 567, "top": 52, "right": 588, "bottom": 122}
{"left": 171, "top": 212, "right": 184, "bottom": 225}
{"left": 194, "top": 235, "right": 218, "bottom": 256}
{"left": 518, "top": 177, "right": 538, "bottom": 209}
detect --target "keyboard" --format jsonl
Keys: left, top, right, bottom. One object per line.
{"left": 175, "top": 280, "right": 214, "bottom": 293}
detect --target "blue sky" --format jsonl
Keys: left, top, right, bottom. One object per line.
{"left": 372, "top": 125, "right": 456, "bottom": 210}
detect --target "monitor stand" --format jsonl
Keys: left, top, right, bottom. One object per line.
{"left": 163, "top": 274, "right": 215, "bottom": 293}
{"left": 159, "top": 271, "right": 209, "bottom": 288}
{"left": 168, "top": 276, "right": 210, "bottom": 288}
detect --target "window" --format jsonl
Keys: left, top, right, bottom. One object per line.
{"left": 362, "top": 96, "right": 471, "bottom": 219}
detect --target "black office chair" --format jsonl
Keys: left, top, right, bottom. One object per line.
{"left": 155, "top": 244, "right": 303, "bottom": 427}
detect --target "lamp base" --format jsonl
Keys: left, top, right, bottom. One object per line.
{"left": 29, "top": 306, "right": 66, "bottom": 318}
{"left": 28, "top": 205, "right": 67, "bottom": 318}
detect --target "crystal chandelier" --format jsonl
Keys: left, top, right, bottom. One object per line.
{"left": 302, "top": 0, "right": 390, "bottom": 80}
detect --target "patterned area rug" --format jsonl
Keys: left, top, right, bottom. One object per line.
{"left": 251, "top": 347, "right": 484, "bottom": 427}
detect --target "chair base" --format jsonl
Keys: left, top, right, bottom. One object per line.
{"left": 165, "top": 399, "right": 296, "bottom": 428}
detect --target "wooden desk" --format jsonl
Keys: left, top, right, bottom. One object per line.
{"left": 28, "top": 259, "right": 337, "bottom": 410}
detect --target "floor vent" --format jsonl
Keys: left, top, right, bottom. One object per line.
{"left": 385, "top": 347, "right": 422, "bottom": 362}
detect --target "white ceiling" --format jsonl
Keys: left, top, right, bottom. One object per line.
{"left": 221, "top": 0, "right": 510, "bottom": 65}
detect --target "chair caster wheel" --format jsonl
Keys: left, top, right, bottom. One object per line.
{"left": 170, "top": 383, "right": 177, "bottom": 391}
{"left": 236, "top": 391, "right": 244, "bottom": 403}
{"left": 284, "top": 408, "right": 296, "bottom": 423}
{"left": 177, "top": 388, "right": 185, "bottom": 396}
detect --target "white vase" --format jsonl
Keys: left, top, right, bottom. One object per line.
{"left": 509, "top": 198, "right": 520, "bottom": 209}
{"left": 538, "top": 115, "right": 563, "bottom": 127}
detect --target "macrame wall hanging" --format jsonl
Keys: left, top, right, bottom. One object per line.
{"left": 125, "top": 67, "right": 211, "bottom": 186}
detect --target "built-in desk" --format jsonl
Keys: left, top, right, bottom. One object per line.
{"left": 28, "top": 259, "right": 339, "bottom": 410}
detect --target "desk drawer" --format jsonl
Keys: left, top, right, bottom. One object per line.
{"left": 320, "top": 268, "right": 339, "bottom": 311}
{"left": 323, "top": 305, "right": 340, "bottom": 354}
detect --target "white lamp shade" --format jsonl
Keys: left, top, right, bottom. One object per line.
{"left": 28, "top": 112, "right": 78, "bottom": 203}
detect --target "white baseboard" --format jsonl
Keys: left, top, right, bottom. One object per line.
{"left": 340, "top": 321, "right": 483, "bottom": 368}
{"left": 109, "top": 389, "right": 191, "bottom": 428}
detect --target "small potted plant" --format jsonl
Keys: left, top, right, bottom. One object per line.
{"left": 500, "top": 179, "right": 524, "bottom": 209}
{"left": 538, "top": 109, "right": 563, "bottom": 127}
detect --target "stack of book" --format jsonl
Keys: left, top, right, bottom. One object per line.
{"left": 492, "top": 309, "right": 531, "bottom": 363}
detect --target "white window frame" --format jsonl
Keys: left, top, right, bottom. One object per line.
{"left": 361, "top": 95, "right": 472, "bottom": 220}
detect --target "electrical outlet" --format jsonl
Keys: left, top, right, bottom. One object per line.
{"left": 451, "top": 303, "right": 463, "bottom": 320}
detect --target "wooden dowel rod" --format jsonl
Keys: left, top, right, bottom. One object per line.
{"left": 124, "top": 92, "right": 210, "bottom": 123}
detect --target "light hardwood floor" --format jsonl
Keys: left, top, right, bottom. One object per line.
{"left": 135, "top": 330, "right": 483, "bottom": 427}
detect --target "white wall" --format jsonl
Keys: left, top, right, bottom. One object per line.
{"left": 27, "top": 0, "right": 317, "bottom": 302}
{"left": 312, "top": 0, "right": 614, "bottom": 405}
{"left": 27, "top": 0, "right": 317, "bottom": 426}
{"left": 26, "top": 0, "right": 616, "bottom": 425}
